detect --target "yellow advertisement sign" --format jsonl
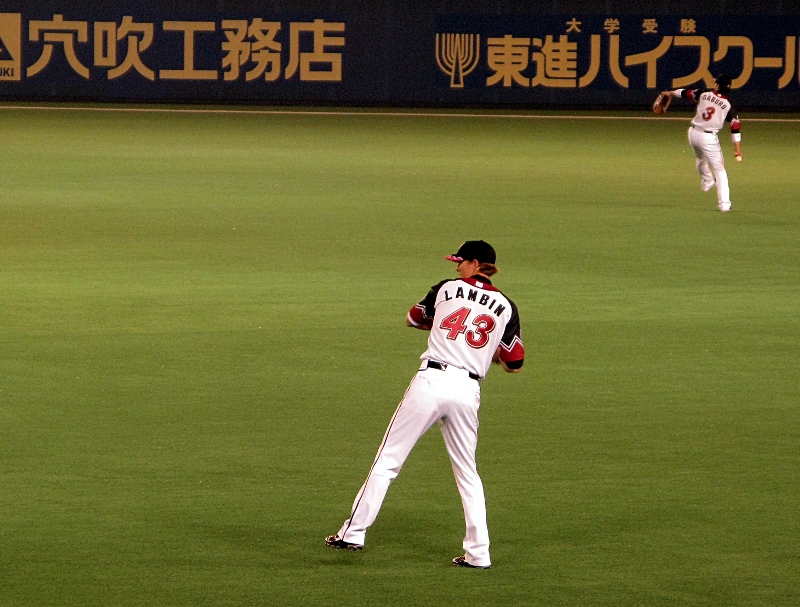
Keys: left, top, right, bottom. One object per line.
{"left": 0, "top": 13, "right": 21, "bottom": 81}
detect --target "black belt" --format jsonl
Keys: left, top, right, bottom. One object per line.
{"left": 693, "top": 125, "right": 714, "bottom": 134}
{"left": 424, "top": 360, "right": 480, "bottom": 381}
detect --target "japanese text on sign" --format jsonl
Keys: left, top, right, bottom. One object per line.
{"left": 436, "top": 16, "right": 800, "bottom": 90}
{"left": 8, "top": 14, "right": 345, "bottom": 82}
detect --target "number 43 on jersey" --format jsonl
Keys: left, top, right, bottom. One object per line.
{"left": 439, "top": 307, "right": 496, "bottom": 348}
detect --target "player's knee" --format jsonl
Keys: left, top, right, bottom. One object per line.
{"left": 372, "top": 459, "right": 402, "bottom": 479}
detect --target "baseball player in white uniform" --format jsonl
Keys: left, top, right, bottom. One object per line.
{"left": 325, "top": 240, "right": 525, "bottom": 569}
{"left": 664, "top": 74, "right": 743, "bottom": 212}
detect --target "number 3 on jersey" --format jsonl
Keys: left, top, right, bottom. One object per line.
{"left": 439, "top": 307, "right": 496, "bottom": 348}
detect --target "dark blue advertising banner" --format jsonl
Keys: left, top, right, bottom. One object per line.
{"left": 435, "top": 15, "right": 800, "bottom": 106}
{"left": 0, "top": 5, "right": 798, "bottom": 108}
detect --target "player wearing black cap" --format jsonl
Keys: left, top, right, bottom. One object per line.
{"left": 663, "top": 74, "right": 743, "bottom": 212}
{"left": 325, "top": 240, "right": 524, "bottom": 568}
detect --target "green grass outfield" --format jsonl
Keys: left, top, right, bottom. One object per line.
{"left": 1, "top": 104, "right": 798, "bottom": 607}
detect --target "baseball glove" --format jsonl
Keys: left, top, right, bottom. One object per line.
{"left": 652, "top": 91, "right": 672, "bottom": 115}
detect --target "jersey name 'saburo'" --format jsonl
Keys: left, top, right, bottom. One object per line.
{"left": 700, "top": 92, "right": 729, "bottom": 110}
{"left": 442, "top": 286, "right": 506, "bottom": 316}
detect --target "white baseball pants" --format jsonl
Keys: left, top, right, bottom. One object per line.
{"left": 336, "top": 365, "right": 491, "bottom": 567}
{"left": 688, "top": 126, "right": 731, "bottom": 211}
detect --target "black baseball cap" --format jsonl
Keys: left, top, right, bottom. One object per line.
{"left": 715, "top": 74, "right": 732, "bottom": 89}
{"left": 445, "top": 240, "right": 496, "bottom": 264}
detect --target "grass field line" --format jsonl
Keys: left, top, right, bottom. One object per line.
{"left": 1, "top": 103, "right": 799, "bottom": 122}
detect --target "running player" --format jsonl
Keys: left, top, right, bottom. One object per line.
{"left": 325, "top": 240, "right": 525, "bottom": 569}
{"left": 663, "top": 74, "right": 743, "bottom": 212}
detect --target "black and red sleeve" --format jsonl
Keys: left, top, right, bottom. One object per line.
{"left": 498, "top": 300, "right": 525, "bottom": 369}
{"left": 726, "top": 103, "right": 741, "bottom": 133}
{"left": 406, "top": 279, "right": 447, "bottom": 330}
{"left": 682, "top": 87, "right": 706, "bottom": 104}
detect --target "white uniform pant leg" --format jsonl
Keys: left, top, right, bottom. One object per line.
{"left": 337, "top": 374, "right": 442, "bottom": 545}
{"left": 688, "top": 127, "right": 715, "bottom": 191}
{"left": 711, "top": 165, "right": 730, "bottom": 210}
{"left": 688, "top": 127, "right": 731, "bottom": 209}
{"left": 438, "top": 381, "right": 491, "bottom": 567}
{"left": 704, "top": 135, "right": 730, "bottom": 209}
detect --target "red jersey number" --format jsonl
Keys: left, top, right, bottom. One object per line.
{"left": 702, "top": 106, "right": 716, "bottom": 121}
{"left": 440, "top": 307, "right": 496, "bottom": 349}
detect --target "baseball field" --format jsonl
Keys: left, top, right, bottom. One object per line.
{"left": 1, "top": 103, "right": 798, "bottom": 606}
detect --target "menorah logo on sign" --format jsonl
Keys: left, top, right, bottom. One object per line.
{"left": 435, "top": 33, "right": 480, "bottom": 88}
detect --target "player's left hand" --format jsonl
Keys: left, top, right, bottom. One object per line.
{"left": 652, "top": 91, "right": 672, "bottom": 115}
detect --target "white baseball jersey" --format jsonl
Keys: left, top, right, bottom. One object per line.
{"left": 683, "top": 88, "right": 741, "bottom": 134}
{"left": 408, "top": 276, "right": 524, "bottom": 378}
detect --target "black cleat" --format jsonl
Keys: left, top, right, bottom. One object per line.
{"left": 325, "top": 534, "right": 364, "bottom": 550}
{"left": 452, "top": 555, "right": 490, "bottom": 569}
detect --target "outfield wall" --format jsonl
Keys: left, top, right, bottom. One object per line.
{"left": 1, "top": 1, "right": 799, "bottom": 109}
